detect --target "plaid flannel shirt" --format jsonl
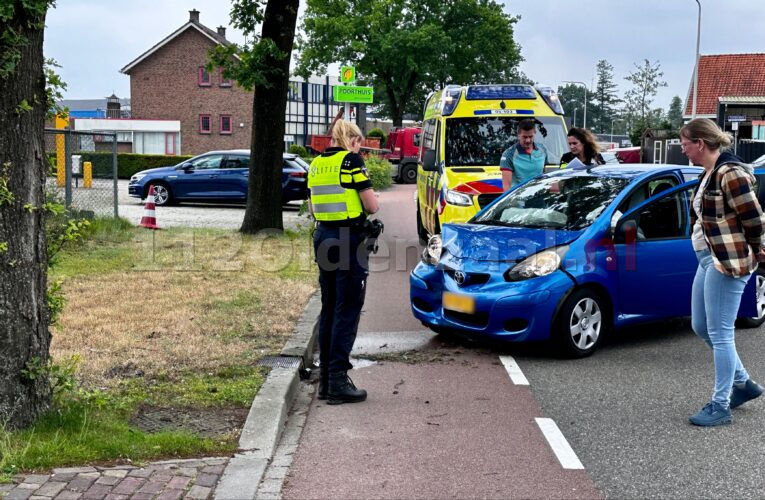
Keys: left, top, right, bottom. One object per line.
{"left": 691, "top": 161, "right": 765, "bottom": 277}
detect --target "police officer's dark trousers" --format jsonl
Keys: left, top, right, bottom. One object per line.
{"left": 313, "top": 224, "right": 369, "bottom": 376}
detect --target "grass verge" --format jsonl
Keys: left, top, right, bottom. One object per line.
{"left": 0, "top": 218, "right": 316, "bottom": 474}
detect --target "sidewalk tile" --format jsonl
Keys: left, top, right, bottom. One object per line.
{"left": 100, "top": 472, "right": 127, "bottom": 479}
{"left": 126, "top": 469, "right": 152, "bottom": 479}
{"left": 111, "top": 477, "right": 145, "bottom": 496}
{"left": 16, "top": 485, "right": 40, "bottom": 491}
{"left": 137, "top": 482, "right": 164, "bottom": 495}
{"left": 102, "top": 494, "right": 128, "bottom": 500}
{"left": 129, "top": 494, "right": 153, "bottom": 500}
{"left": 166, "top": 477, "right": 191, "bottom": 490}
{"left": 185, "top": 485, "right": 211, "bottom": 499}
{"left": 191, "top": 474, "right": 217, "bottom": 488}
{"left": 157, "top": 489, "right": 183, "bottom": 500}
{"left": 52, "top": 468, "right": 94, "bottom": 476}
{"left": 93, "top": 477, "right": 119, "bottom": 487}
{"left": 81, "top": 484, "right": 112, "bottom": 500}
{"left": 34, "top": 482, "right": 66, "bottom": 497}
{"left": 148, "top": 472, "right": 173, "bottom": 483}
{"left": 5, "top": 488, "right": 33, "bottom": 500}
{"left": 202, "top": 459, "right": 227, "bottom": 466}
{"left": 174, "top": 468, "right": 196, "bottom": 478}
{"left": 48, "top": 474, "right": 76, "bottom": 483}
{"left": 53, "top": 490, "right": 82, "bottom": 500}
{"left": 19, "top": 477, "right": 48, "bottom": 485}
{"left": 199, "top": 465, "right": 224, "bottom": 475}
{"left": 66, "top": 477, "right": 95, "bottom": 493}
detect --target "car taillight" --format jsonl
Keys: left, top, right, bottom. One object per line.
{"left": 288, "top": 171, "right": 306, "bottom": 177}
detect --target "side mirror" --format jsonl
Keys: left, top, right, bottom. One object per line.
{"left": 613, "top": 219, "right": 637, "bottom": 244}
{"left": 421, "top": 149, "right": 437, "bottom": 172}
{"left": 178, "top": 162, "right": 194, "bottom": 172}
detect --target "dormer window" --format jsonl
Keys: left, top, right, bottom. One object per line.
{"left": 199, "top": 67, "right": 211, "bottom": 87}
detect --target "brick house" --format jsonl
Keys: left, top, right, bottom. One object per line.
{"left": 120, "top": 9, "right": 252, "bottom": 155}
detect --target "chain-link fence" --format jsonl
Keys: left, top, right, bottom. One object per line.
{"left": 43, "top": 129, "right": 118, "bottom": 218}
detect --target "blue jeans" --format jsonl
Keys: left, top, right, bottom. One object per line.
{"left": 691, "top": 249, "right": 751, "bottom": 407}
{"left": 313, "top": 225, "right": 369, "bottom": 374}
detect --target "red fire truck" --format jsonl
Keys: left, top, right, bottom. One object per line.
{"left": 382, "top": 126, "right": 421, "bottom": 184}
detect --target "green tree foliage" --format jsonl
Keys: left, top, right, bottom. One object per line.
{"left": 667, "top": 95, "right": 684, "bottom": 130}
{"left": 590, "top": 60, "right": 620, "bottom": 134}
{"left": 297, "top": 0, "right": 523, "bottom": 126}
{"left": 623, "top": 59, "right": 667, "bottom": 139}
{"left": 557, "top": 83, "right": 592, "bottom": 129}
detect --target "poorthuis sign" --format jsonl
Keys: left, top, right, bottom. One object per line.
{"left": 333, "top": 85, "right": 374, "bottom": 104}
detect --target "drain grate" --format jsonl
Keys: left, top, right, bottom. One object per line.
{"left": 256, "top": 356, "right": 302, "bottom": 369}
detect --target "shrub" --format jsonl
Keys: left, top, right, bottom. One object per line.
{"left": 364, "top": 155, "right": 392, "bottom": 191}
{"left": 367, "top": 128, "right": 386, "bottom": 147}
{"left": 288, "top": 144, "right": 309, "bottom": 158}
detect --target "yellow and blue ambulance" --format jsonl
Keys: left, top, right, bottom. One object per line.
{"left": 416, "top": 84, "right": 568, "bottom": 240}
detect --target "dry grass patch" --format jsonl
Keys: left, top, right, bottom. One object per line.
{"left": 51, "top": 227, "right": 317, "bottom": 389}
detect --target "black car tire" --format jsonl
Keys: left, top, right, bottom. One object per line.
{"left": 147, "top": 181, "right": 173, "bottom": 206}
{"left": 737, "top": 267, "right": 765, "bottom": 328}
{"left": 400, "top": 163, "right": 418, "bottom": 184}
{"left": 416, "top": 202, "right": 428, "bottom": 244}
{"left": 554, "top": 288, "right": 609, "bottom": 358}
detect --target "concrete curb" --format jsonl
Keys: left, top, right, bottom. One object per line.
{"left": 214, "top": 291, "right": 321, "bottom": 500}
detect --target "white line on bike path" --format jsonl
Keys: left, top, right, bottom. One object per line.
{"left": 499, "top": 355, "right": 529, "bottom": 385}
{"left": 499, "top": 355, "right": 586, "bottom": 471}
{"left": 535, "top": 418, "right": 585, "bottom": 470}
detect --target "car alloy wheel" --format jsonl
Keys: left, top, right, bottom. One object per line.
{"left": 568, "top": 297, "right": 602, "bottom": 351}
{"left": 151, "top": 184, "right": 171, "bottom": 206}
{"left": 555, "top": 288, "right": 608, "bottom": 358}
{"left": 737, "top": 267, "right": 765, "bottom": 328}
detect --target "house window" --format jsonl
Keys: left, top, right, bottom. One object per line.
{"left": 220, "top": 115, "right": 232, "bottom": 134}
{"left": 219, "top": 68, "right": 231, "bottom": 87}
{"left": 199, "top": 67, "right": 211, "bottom": 86}
{"left": 199, "top": 114, "right": 211, "bottom": 134}
{"left": 310, "top": 83, "right": 324, "bottom": 103}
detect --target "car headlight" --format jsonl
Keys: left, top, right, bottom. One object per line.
{"left": 421, "top": 234, "right": 442, "bottom": 265}
{"left": 505, "top": 246, "right": 569, "bottom": 281}
{"left": 444, "top": 189, "right": 472, "bottom": 207}
{"left": 130, "top": 173, "right": 146, "bottom": 183}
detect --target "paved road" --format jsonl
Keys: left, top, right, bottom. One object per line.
{"left": 281, "top": 183, "right": 765, "bottom": 499}
{"left": 283, "top": 185, "right": 601, "bottom": 499}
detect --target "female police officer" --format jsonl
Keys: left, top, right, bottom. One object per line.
{"left": 308, "top": 120, "right": 379, "bottom": 405}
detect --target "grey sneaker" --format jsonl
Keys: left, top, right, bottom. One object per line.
{"left": 689, "top": 402, "right": 732, "bottom": 427}
{"left": 730, "top": 379, "right": 764, "bottom": 409}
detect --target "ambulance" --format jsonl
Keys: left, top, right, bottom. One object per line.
{"left": 416, "top": 84, "right": 568, "bottom": 240}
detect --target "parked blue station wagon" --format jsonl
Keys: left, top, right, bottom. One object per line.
{"left": 410, "top": 164, "right": 765, "bottom": 357}
{"left": 128, "top": 150, "right": 309, "bottom": 206}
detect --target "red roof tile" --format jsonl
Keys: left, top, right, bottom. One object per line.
{"left": 684, "top": 53, "right": 765, "bottom": 117}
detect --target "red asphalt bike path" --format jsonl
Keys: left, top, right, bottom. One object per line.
{"left": 283, "top": 185, "right": 602, "bottom": 499}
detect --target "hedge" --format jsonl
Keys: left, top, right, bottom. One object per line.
{"left": 364, "top": 155, "right": 392, "bottom": 191}
{"left": 51, "top": 153, "right": 194, "bottom": 179}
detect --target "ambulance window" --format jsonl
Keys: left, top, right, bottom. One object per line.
{"left": 420, "top": 119, "right": 436, "bottom": 160}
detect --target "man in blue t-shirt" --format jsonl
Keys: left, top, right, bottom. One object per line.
{"left": 500, "top": 119, "right": 549, "bottom": 191}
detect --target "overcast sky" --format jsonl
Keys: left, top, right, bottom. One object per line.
{"left": 46, "top": 0, "right": 765, "bottom": 113}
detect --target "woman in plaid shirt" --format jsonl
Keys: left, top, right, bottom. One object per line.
{"left": 683, "top": 118, "right": 765, "bottom": 427}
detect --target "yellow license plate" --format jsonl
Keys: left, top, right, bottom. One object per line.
{"left": 442, "top": 291, "right": 475, "bottom": 314}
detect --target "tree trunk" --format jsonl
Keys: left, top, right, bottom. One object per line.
{"left": 240, "top": 0, "right": 299, "bottom": 234}
{"left": 0, "top": 5, "right": 52, "bottom": 428}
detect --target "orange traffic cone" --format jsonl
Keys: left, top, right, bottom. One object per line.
{"left": 139, "top": 185, "right": 161, "bottom": 229}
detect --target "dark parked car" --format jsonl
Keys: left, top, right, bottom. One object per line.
{"left": 128, "top": 150, "right": 309, "bottom": 206}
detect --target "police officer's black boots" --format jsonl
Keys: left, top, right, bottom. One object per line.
{"left": 318, "top": 367, "right": 329, "bottom": 400}
{"left": 327, "top": 371, "right": 367, "bottom": 405}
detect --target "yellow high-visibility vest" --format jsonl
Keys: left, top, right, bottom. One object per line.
{"left": 308, "top": 151, "right": 364, "bottom": 221}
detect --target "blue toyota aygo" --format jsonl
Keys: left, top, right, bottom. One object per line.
{"left": 410, "top": 165, "right": 765, "bottom": 357}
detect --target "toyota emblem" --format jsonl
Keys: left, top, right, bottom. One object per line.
{"left": 454, "top": 271, "right": 466, "bottom": 285}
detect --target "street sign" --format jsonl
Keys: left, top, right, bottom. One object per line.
{"left": 340, "top": 66, "right": 356, "bottom": 84}
{"left": 732, "top": 122, "right": 739, "bottom": 131}
{"left": 333, "top": 85, "right": 374, "bottom": 104}
{"left": 728, "top": 115, "right": 747, "bottom": 122}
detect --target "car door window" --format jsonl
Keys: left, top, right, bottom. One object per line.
{"left": 224, "top": 155, "right": 250, "bottom": 169}
{"left": 633, "top": 187, "right": 692, "bottom": 240}
{"left": 191, "top": 154, "right": 225, "bottom": 170}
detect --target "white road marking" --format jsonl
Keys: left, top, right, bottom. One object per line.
{"left": 535, "top": 418, "right": 585, "bottom": 470}
{"left": 499, "top": 355, "right": 529, "bottom": 385}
